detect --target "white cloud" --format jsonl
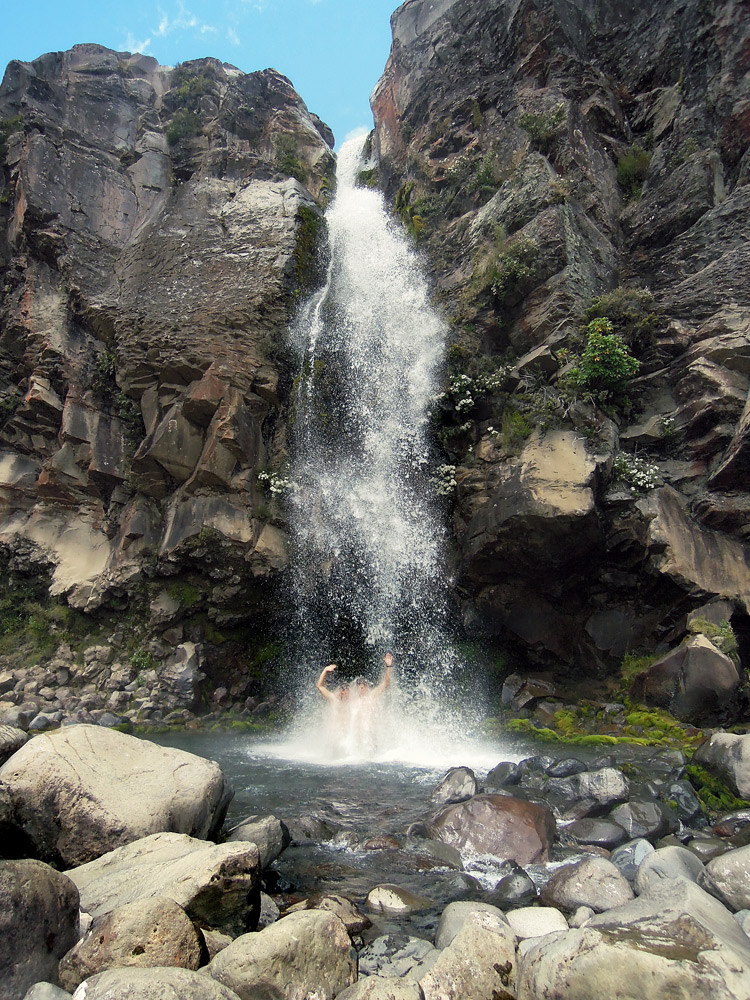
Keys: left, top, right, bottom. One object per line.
{"left": 227, "top": 27, "right": 241, "bottom": 45}
{"left": 124, "top": 31, "right": 153, "bottom": 54}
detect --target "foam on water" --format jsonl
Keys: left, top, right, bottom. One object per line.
{"left": 278, "top": 134, "right": 492, "bottom": 765}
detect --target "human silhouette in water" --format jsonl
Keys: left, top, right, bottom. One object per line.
{"left": 316, "top": 653, "right": 392, "bottom": 701}
{"left": 316, "top": 654, "right": 393, "bottom": 755}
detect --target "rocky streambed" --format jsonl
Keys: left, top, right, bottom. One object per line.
{"left": 2, "top": 723, "right": 750, "bottom": 998}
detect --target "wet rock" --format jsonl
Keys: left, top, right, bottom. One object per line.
{"left": 666, "top": 779, "right": 704, "bottom": 823}
{"left": 501, "top": 674, "right": 559, "bottom": 710}
{"left": 362, "top": 835, "right": 402, "bottom": 851}
{"left": 610, "top": 838, "right": 655, "bottom": 882}
{"left": 485, "top": 761, "right": 521, "bottom": 788}
{"left": 546, "top": 757, "right": 588, "bottom": 778}
{"left": 366, "top": 884, "right": 434, "bottom": 915}
{"left": 540, "top": 856, "right": 634, "bottom": 913}
{"left": 430, "top": 766, "right": 477, "bottom": 805}
{"left": 630, "top": 634, "right": 741, "bottom": 724}
{"left": 206, "top": 910, "right": 356, "bottom": 1000}
{"left": 684, "top": 834, "right": 731, "bottom": 861}
{"left": 698, "top": 844, "right": 750, "bottom": 911}
{"left": 543, "top": 767, "right": 630, "bottom": 819}
{"left": 403, "top": 837, "right": 463, "bottom": 870}
{"left": 485, "top": 859, "right": 539, "bottom": 910}
{"left": 0, "top": 725, "right": 233, "bottom": 866}
{"left": 66, "top": 832, "right": 260, "bottom": 937}
{"left": 634, "top": 845, "right": 705, "bottom": 894}
{"left": 284, "top": 892, "right": 372, "bottom": 935}
{"left": 519, "top": 880, "right": 750, "bottom": 999}
{"left": 568, "top": 905, "right": 595, "bottom": 928}
{"left": 434, "top": 900, "right": 507, "bottom": 949}
{"left": 609, "top": 799, "right": 679, "bottom": 841}
{"left": 225, "top": 814, "right": 291, "bottom": 870}
{"left": 420, "top": 908, "right": 517, "bottom": 1000}
{"left": 507, "top": 905, "right": 568, "bottom": 940}
{"left": 58, "top": 896, "right": 204, "bottom": 991}
{"left": 69, "top": 967, "right": 241, "bottom": 999}
{"left": 284, "top": 814, "right": 338, "bottom": 844}
{"left": 358, "top": 934, "right": 437, "bottom": 978}
{"left": 426, "top": 793, "right": 555, "bottom": 865}
{"left": 566, "top": 817, "right": 628, "bottom": 849}
{"left": 713, "top": 809, "right": 750, "bottom": 839}
{"left": 693, "top": 732, "right": 750, "bottom": 798}
{"left": 0, "top": 859, "right": 79, "bottom": 1000}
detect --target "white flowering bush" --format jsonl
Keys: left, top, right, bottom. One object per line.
{"left": 613, "top": 453, "right": 659, "bottom": 491}
{"left": 432, "top": 464, "right": 458, "bottom": 497}
{"left": 258, "top": 470, "right": 293, "bottom": 497}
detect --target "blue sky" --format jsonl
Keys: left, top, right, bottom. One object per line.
{"left": 1, "top": 0, "right": 399, "bottom": 146}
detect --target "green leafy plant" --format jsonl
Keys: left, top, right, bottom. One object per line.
{"left": 613, "top": 453, "right": 659, "bottom": 491}
{"left": 617, "top": 145, "right": 651, "bottom": 199}
{"left": 166, "top": 110, "right": 201, "bottom": 146}
{"left": 490, "top": 235, "right": 540, "bottom": 304}
{"left": 355, "top": 167, "right": 379, "bottom": 188}
{"left": 688, "top": 617, "right": 738, "bottom": 659}
{"left": 518, "top": 103, "right": 566, "bottom": 153}
{"left": 0, "top": 114, "right": 24, "bottom": 160}
{"left": 585, "top": 285, "right": 661, "bottom": 357}
{"left": 171, "top": 63, "right": 217, "bottom": 111}
{"left": 131, "top": 648, "right": 156, "bottom": 672}
{"left": 565, "top": 318, "right": 640, "bottom": 402}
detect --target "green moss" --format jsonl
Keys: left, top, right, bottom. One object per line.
{"left": 617, "top": 146, "right": 651, "bottom": 199}
{"left": 166, "top": 110, "right": 201, "bottom": 146}
{"left": 275, "top": 134, "right": 307, "bottom": 183}
{"left": 293, "top": 205, "right": 323, "bottom": 289}
{"left": 620, "top": 651, "right": 662, "bottom": 683}
{"left": 166, "top": 581, "right": 202, "bottom": 608}
{"left": 470, "top": 99, "right": 483, "bottom": 131}
{"left": 356, "top": 167, "right": 379, "bottom": 189}
{"left": 499, "top": 408, "right": 531, "bottom": 454}
{"left": 686, "top": 763, "right": 750, "bottom": 815}
{"left": 688, "top": 617, "right": 738, "bottom": 659}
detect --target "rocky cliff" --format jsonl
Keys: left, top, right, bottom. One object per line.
{"left": 370, "top": 0, "right": 750, "bottom": 709}
{"left": 0, "top": 44, "right": 333, "bottom": 718}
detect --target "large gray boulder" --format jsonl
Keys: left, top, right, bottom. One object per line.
{"left": 698, "top": 844, "right": 750, "bottom": 911}
{"left": 430, "top": 766, "right": 478, "bottom": 805}
{"left": 206, "top": 910, "right": 356, "bottom": 1000}
{"left": 434, "top": 901, "right": 508, "bottom": 949}
{"left": 224, "top": 814, "right": 290, "bottom": 870}
{"left": 693, "top": 732, "right": 750, "bottom": 798}
{"left": 519, "top": 880, "right": 750, "bottom": 999}
{"left": 540, "top": 856, "right": 634, "bottom": 913}
{"left": 0, "top": 725, "right": 233, "bottom": 866}
{"left": 420, "top": 908, "right": 517, "bottom": 1000}
{"left": 0, "top": 724, "right": 27, "bottom": 765}
{"left": 70, "top": 967, "right": 241, "bottom": 999}
{"left": 634, "top": 844, "right": 705, "bottom": 895}
{"left": 66, "top": 832, "right": 260, "bottom": 936}
{"left": 0, "top": 859, "right": 79, "bottom": 1000}
{"left": 357, "top": 934, "right": 437, "bottom": 979}
{"left": 337, "top": 980, "right": 423, "bottom": 1000}
{"left": 58, "top": 896, "right": 204, "bottom": 991}
{"left": 426, "top": 793, "right": 555, "bottom": 864}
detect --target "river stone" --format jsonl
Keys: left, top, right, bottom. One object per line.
{"left": 634, "top": 844, "right": 705, "bottom": 894}
{"left": 420, "top": 908, "right": 517, "bottom": 1000}
{"left": 540, "top": 856, "right": 634, "bottom": 913}
{"left": 434, "top": 900, "right": 508, "bottom": 949}
{"left": 0, "top": 724, "right": 27, "bottom": 764}
{"left": 485, "top": 859, "right": 539, "bottom": 909}
{"left": 427, "top": 793, "right": 555, "bottom": 864}
{"left": 693, "top": 732, "right": 750, "bottom": 798}
{"left": 58, "top": 895, "right": 204, "bottom": 991}
{"left": 519, "top": 883, "right": 750, "bottom": 1000}
{"left": 257, "top": 892, "right": 280, "bottom": 930}
{"left": 203, "top": 929, "right": 234, "bottom": 961}
{"left": 666, "top": 778, "right": 704, "bottom": 822}
{"left": 698, "top": 844, "right": 750, "bottom": 910}
{"left": 337, "top": 979, "right": 423, "bottom": 1000}
{"left": 404, "top": 837, "right": 463, "bottom": 870}
{"left": 0, "top": 725, "right": 233, "bottom": 866}
{"left": 568, "top": 905, "right": 595, "bottom": 928}
{"left": 206, "top": 910, "right": 357, "bottom": 1000}
{"left": 713, "top": 809, "right": 750, "bottom": 839}
{"left": 506, "top": 906, "right": 569, "bottom": 939}
{"left": 366, "top": 883, "right": 434, "bottom": 914}
{"left": 23, "top": 985, "right": 71, "bottom": 1000}
{"left": 66, "top": 832, "right": 260, "bottom": 936}
{"left": 0, "top": 859, "right": 80, "bottom": 1000}
{"left": 431, "top": 766, "right": 478, "bottom": 805}
{"left": 544, "top": 767, "right": 630, "bottom": 817}
{"left": 70, "top": 967, "right": 241, "bottom": 999}
{"left": 358, "top": 934, "right": 437, "bottom": 978}
{"left": 609, "top": 799, "right": 678, "bottom": 841}
{"left": 685, "top": 834, "right": 731, "bottom": 861}
{"left": 485, "top": 761, "right": 521, "bottom": 787}
{"left": 224, "top": 814, "right": 291, "bottom": 869}
{"left": 566, "top": 816, "right": 628, "bottom": 848}
{"left": 610, "top": 838, "right": 655, "bottom": 881}
{"left": 284, "top": 892, "right": 372, "bottom": 934}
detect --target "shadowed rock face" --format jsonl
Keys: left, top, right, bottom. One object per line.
{"left": 0, "top": 45, "right": 333, "bottom": 640}
{"left": 371, "top": 0, "right": 750, "bottom": 692}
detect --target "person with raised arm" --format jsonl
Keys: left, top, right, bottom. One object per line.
{"left": 316, "top": 662, "right": 350, "bottom": 701}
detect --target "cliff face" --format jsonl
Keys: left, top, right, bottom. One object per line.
{"left": 0, "top": 45, "right": 333, "bottom": 703}
{"left": 371, "top": 0, "right": 750, "bottom": 684}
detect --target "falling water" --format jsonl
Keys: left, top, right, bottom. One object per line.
{"left": 275, "top": 134, "right": 489, "bottom": 764}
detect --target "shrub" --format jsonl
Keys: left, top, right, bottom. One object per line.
{"left": 166, "top": 109, "right": 200, "bottom": 146}
{"left": 617, "top": 145, "right": 651, "bottom": 199}
{"left": 613, "top": 453, "right": 659, "bottom": 491}
{"left": 0, "top": 114, "right": 24, "bottom": 160}
{"left": 490, "top": 235, "right": 540, "bottom": 304}
{"left": 171, "top": 63, "right": 217, "bottom": 111}
{"left": 585, "top": 285, "right": 661, "bottom": 356}
{"left": 498, "top": 409, "right": 531, "bottom": 454}
{"left": 566, "top": 318, "right": 640, "bottom": 400}
{"left": 688, "top": 617, "right": 738, "bottom": 659}
{"left": 518, "top": 103, "right": 566, "bottom": 153}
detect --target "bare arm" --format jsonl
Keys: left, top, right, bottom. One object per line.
{"left": 316, "top": 664, "right": 337, "bottom": 701}
{"left": 372, "top": 653, "right": 392, "bottom": 696}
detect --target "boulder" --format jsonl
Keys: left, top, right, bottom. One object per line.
{"left": 69, "top": 967, "right": 241, "bottom": 999}
{"left": 430, "top": 766, "right": 478, "bottom": 805}
{"left": 519, "top": 880, "right": 750, "bottom": 999}
{"left": 540, "top": 856, "right": 634, "bottom": 913}
{"left": 58, "top": 896, "right": 204, "bottom": 991}
{"left": 206, "top": 910, "right": 356, "bottom": 1000}
{"left": 634, "top": 844, "right": 705, "bottom": 895}
{"left": 357, "top": 934, "right": 437, "bottom": 978}
{"left": 0, "top": 859, "right": 79, "bottom": 1000}
{"left": 0, "top": 725, "right": 233, "bottom": 866}
{"left": 610, "top": 838, "right": 655, "bottom": 881}
{"left": 224, "top": 814, "right": 290, "bottom": 870}
{"left": 23, "top": 985, "right": 71, "bottom": 1000}
{"left": 365, "top": 884, "right": 434, "bottom": 915}
{"left": 506, "top": 906, "right": 568, "bottom": 940}
{"left": 630, "top": 635, "right": 741, "bottom": 723}
{"left": 426, "top": 793, "right": 555, "bottom": 864}
{"left": 543, "top": 767, "right": 630, "bottom": 818}
{"left": 566, "top": 816, "right": 628, "bottom": 849}
{"left": 609, "top": 799, "right": 678, "bottom": 841}
{"left": 698, "top": 844, "right": 750, "bottom": 911}
{"left": 283, "top": 892, "right": 372, "bottom": 935}
{"left": 693, "top": 732, "right": 750, "bottom": 798}
{"left": 485, "top": 859, "right": 539, "bottom": 910}
{"left": 0, "top": 724, "right": 27, "bottom": 765}
{"left": 434, "top": 900, "right": 507, "bottom": 949}
{"left": 66, "top": 832, "right": 260, "bottom": 937}
{"left": 420, "top": 908, "right": 517, "bottom": 1000}
{"left": 485, "top": 761, "right": 521, "bottom": 788}
{"left": 337, "top": 979, "right": 424, "bottom": 1000}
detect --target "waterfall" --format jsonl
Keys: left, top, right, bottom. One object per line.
{"left": 276, "top": 134, "right": 485, "bottom": 764}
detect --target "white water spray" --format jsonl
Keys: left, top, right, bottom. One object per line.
{"left": 273, "top": 135, "right": 497, "bottom": 766}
